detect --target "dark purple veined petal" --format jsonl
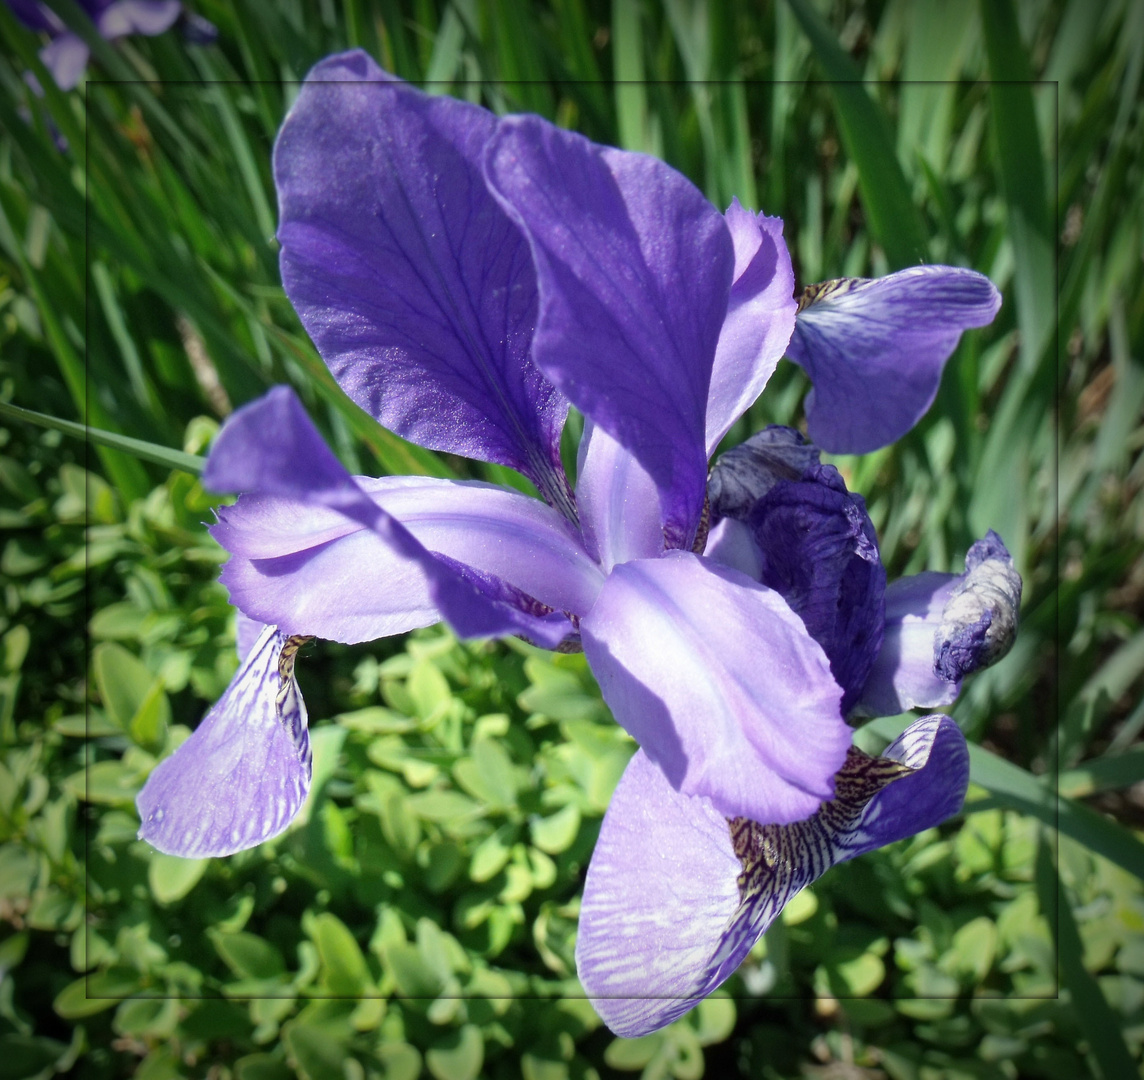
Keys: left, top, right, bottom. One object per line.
{"left": 786, "top": 267, "right": 1002, "bottom": 454}
{"left": 485, "top": 116, "right": 734, "bottom": 548}
{"left": 574, "top": 420, "right": 665, "bottom": 571}
{"left": 203, "top": 386, "right": 572, "bottom": 649}
{"left": 747, "top": 464, "right": 885, "bottom": 712}
{"left": 580, "top": 551, "right": 849, "bottom": 823}
{"left": 136, "top": 625, "right": 311, "bottom": 857}
{"left": 576, "top": 714, "right": 968, "bottom": 1037}
{"left": 274, "top": 51, "right": 570, "bottom": 511}
{"left": 853, "top": 531, "right": 1021, "bottom": 719}
{"left": 707, "top": 425, "right": 821, "bottom": 523}
{"left": 212, "top": 473, "right": 605, "bottom": 644}
{"left": 96, "top": 0, "right": 181, "bottom": 37}
{"left": 706, "top": 202, "right": 797, "bottom": 454}
{"left": 39, "top": 34, "right": 89, "bottom": 89}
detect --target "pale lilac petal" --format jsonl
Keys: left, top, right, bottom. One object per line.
{"left": 39, "top": 34, "right": 89, "bottom": 90}
{"left": 274, "top": 52, "right": 570, "bottom": 510}
{"left": 787, "top": 267, "right": 1002, "bottom": 454}
{"left": 748, "top": 464, "right": 885, "bottom": 711}
{"left": 235, "top": 610, "right": 266, "bottom": 663}
{"left": 204, "top": 387, "right": 571, "bottom": 649}
{"left": 574, "top": 420, "right": 664, "bottom": 571}
{"left": 136, "top": 625, "right": 311, "bottom": 857}
{"left": 701, "top": 517, "right": 761, "bottom": 580}
{"left": 705, "top": 204, "right": 797, "bottom": 453}
{"left": 485, "top": 116, "right": 733, "bottom": 548}
{"left": 580, "top": 552, "right": 849, "bottom": 823}
{"left": 708, "top": 426, "right": 820, "bottom": 523}
{"left": 577, "top": 715, "right": 967, "bottom": 1037}
{"left": 97, "top": 0, "right": 181, "bottom": 38}
{"left": 853, "top": 532, "right": 1021, "bottom": 719}
{"left": 213, "top": 475, "right": 604, "bottom": 644}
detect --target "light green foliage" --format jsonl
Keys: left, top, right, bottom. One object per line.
{"left": 0, "top": 1, "right": 1142, "bottom": 1078}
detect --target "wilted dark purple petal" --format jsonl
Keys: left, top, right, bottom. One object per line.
{"left": 213, "top": 474, "right": 604, "bottom": 644}
{"left": 137, "top": 626, "right": 311, "bottom": 857}
{"left": 574, "top": 421, "right": 665, "bottom": 570}
{"left": 580, "top": 551, "right": 848, "bottom": 823}
{"left": 707, "top": 426, "right": 820, "bottom": 522}
{"left": 485, "top": 116, "right": 734, "bottom": 548}
{"left": 786, "top": 267, "right": 1002, "bottom": 454}
{"left": 851, "top": 571, "right": 960, "bottom": 718}
{"left": 706, "top": 203, "right": 796, "bottom": 453}
{"left": 274, "top": 52, "right": 570, "bottom": 509}
{"left": 748, "top": 464, "right": 885, "bottom": 711}
{"left": 204, "top": 387, "right": 571, "bottom": 648}
{"left": 934, "top": 530, "right": 1021, "bottom": 682}
{"left": 576, "top": 714, "right": 967, "bottom": 1037}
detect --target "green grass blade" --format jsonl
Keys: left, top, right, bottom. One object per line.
{"left": 866, "top": 716, "right": 1144, "bottom": 881}
{"left": 978, "top": 0, "right": 1054, "bottom": 374}
{"left": 784, "top": 0, "right": 929, "bottom": 269}
{"left": 0, "top": 401, "right": 204, "bottom": 475}
{"left": 1036, "top": 836, "right": 1139, "bottom": 1080}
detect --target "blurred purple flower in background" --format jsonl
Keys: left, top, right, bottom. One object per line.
{"left": 7, "top": 0, "right": 214, "bottom": 89}
{"left": 135, "top": 50, "right": 1018, "bottom": 1035}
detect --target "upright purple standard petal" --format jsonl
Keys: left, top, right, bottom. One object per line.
{"left": 485, "top": 117, "right": 734, "bottom": 548}
{"left": 576, "top": 715, "right": 968, "bottom": 1037}
{"left": 786, "top": 267, "right": 1002, "bottom": 453}
{"left": 705, "top": 203, "right": 797, "bottom": 454}
{"left": 204, "top": 387, "right": 571, "bottom": 648}
{"left": 748, "top": 464, "right": 886, "bottom": 711}
{"left": 580, "top": 551, "right": 849, "bottom": 823}
{"left": 275, "top": 52, "right": 570, "bottom": 511}
{"left": 137, "top": 626, "right": 311, "bottom": 858}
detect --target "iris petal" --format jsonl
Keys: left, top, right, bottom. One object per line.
{"left": 485, "top": 116, "right": 734, "bottom": 548}
{"left": 786, "top": 266, "right": 1001, "bottom": 453}
{"left": 706, "top": 203, "right": 797, "bottom": 454}
{"left": 576, "top": 715, "right": 968, "bottom": 1037}
{"left": 136, "top": 625, "right": 311, "bottom": 858}
{"left": 213, "top": 475, "right": 604, "bottom": 644}
{"left": 274, "top": 51, "right": 570, "bottom": 508}
{"left": 580, "top": 551, "right": 849, "bottom": 823}
{"left": 204, "top": 386, "right": 572, "bottom": 649}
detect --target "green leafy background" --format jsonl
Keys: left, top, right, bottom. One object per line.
{"left": 1, "top": 1, "right": 1142, "bottom": 1078}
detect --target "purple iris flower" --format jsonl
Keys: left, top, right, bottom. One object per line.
{"left": 7, "top": 0, "right": 212, "bottom": 90}
{"left": 134, "top": 50, "right": 1016, "bottom": 1034}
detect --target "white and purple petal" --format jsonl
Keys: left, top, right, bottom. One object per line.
{"left": 485, "top": 117, "right": 734, "bottom": 549}
{"left": 580, "top": 551, "right": 849, "bottom": 823}
{"left": 853, "top": 531, "right": 1021, "bottom": 718}
{"left": 203, "top": 387, "right": 572, "bottom": 649}
{"left": 705, "top": 203, "right": 797, "bottom": 454}
{"left": 213, "top": 474, "right": 604, "bottom": 645}
{"left": 274, "top": 52, "right": 570, "bottom": 510}
{"left": 786, "top": 267, "right": 1002, "bottom": 454}
{"left": 576, "top": 715, "right": 968, "bottom": 1037}
{"left": 136, "top": 625, "right": 312, "bottom": 858}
